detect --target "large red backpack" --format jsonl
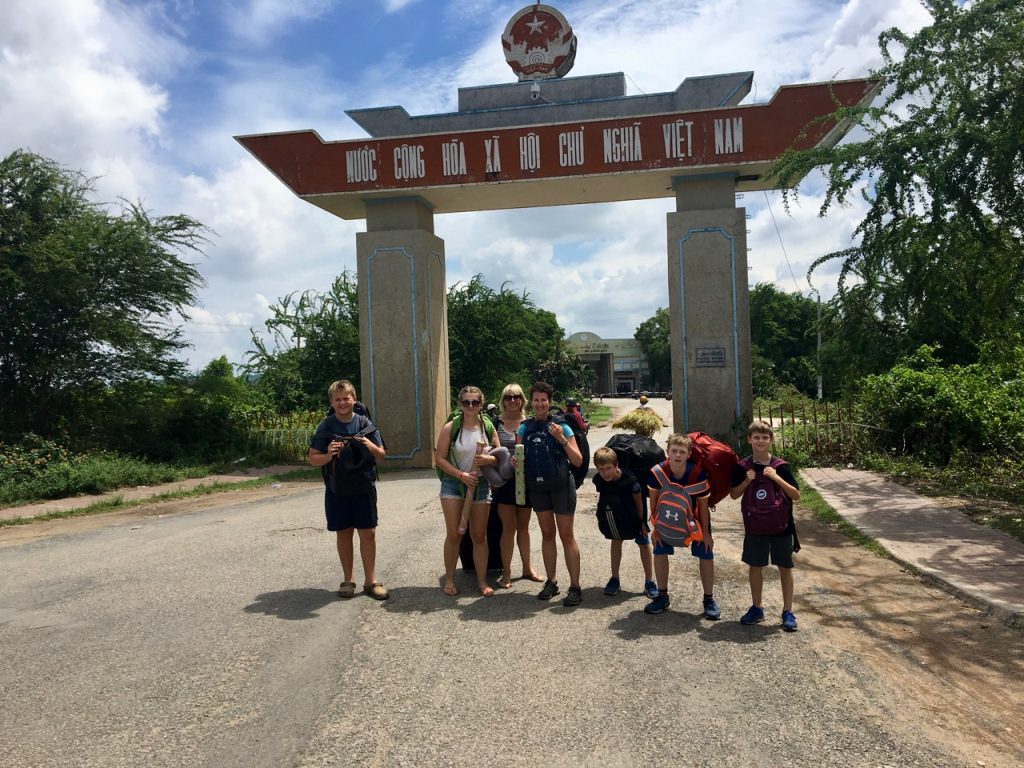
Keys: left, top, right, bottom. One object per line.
{"left": 687, "top": 432, "right": 739, "bottom": 507}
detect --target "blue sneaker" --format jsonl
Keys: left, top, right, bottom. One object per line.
{"left": 740, "top": 605, "right": 765, "bottom": 625}
{"left": 644, "top": 579, "right": 659, "bottom": 599}
{"left": 603, "top": 576, "right": 620, "bottom": 596}
{"left": 702, "top": 595, "right": 721, "bottom": 620}
{"left": 645, "top": 593, "right": 670, "bottom": 614}
{"left": 781, "top": 610, "right": 798, "bottom": 632}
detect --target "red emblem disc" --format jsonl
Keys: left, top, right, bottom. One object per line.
{"left": 502, "top": 4, "right": 577, "bottom": 81}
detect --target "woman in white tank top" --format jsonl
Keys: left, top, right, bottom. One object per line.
{"left": 434, "top": 385, "right": 501, "bottom": 597}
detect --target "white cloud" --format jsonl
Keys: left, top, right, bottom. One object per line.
{"left": 224, "top": 0, "right": 335, "bottom": 44}
{"left": 0, "top": 0, "right": 935, "bottom": 369}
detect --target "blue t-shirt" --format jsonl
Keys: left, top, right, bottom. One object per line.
{"left": 515, "top": 419, "right": 573, "bottom": 441}
{"left": 646, "top": 460, "right": 710, "bottom": 497}
{"left": 310, "top": 414, "right": 382, "bottom": 485}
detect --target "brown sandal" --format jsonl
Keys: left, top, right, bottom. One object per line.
{"left": 337, "top": 581, "right": 356, "bottom": 598}
{"left": 364, "top": 582, "right": 389, "bottom": 600}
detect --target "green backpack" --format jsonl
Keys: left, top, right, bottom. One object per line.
{"left": 436, "top": 411, "right": 496, "bottom": 484}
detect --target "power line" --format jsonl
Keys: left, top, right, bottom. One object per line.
{"left": 763, "top": 190, "right": 802, "bottom": 293}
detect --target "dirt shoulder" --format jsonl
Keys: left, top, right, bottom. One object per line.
{"left": 791, "top": 500, "right": 1023, "bottom": 765}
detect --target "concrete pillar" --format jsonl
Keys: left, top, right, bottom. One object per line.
{"left": 357, "top": 197, "right": 449, "bottom": 468}
{"left": 666, "top": 175, "right": 752, "bottom": 440}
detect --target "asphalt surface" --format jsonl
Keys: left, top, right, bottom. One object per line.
{"left": 0, "top": 398, "right": 1018, "bottom": 767}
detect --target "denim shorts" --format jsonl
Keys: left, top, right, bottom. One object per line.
{"left": 439, "top": 473, "right": 491, "bottom": 503}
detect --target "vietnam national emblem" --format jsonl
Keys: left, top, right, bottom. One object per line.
{"left": 502, "top": 4, "right": 577, "bottom": 81}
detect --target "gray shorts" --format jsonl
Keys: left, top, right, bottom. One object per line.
{"left": 530, "top": 481, "right": 577, "bottom": 515}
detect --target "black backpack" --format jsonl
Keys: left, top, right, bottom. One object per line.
{"left": 604, "top": 433, "right": 666, "bottom": 498}
{"left": 550, "top": 408, "right": 590, "bottom": 489}
{"left": 328, "top": 417, "right": 378, "bottom": 497}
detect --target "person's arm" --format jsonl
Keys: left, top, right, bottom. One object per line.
{"left": 765, "top": 464, "right": 800, "bottom": 501}
{"left": 434, "top": 422, "right": 475, "bottom": 486}
{"left": 548, "top": 422, "right": 582, "bottom": 467}
{"left": 357, "top": 435, "right": 386, "bottom": 461}
{"left": 729, "top": 465, "right": 755, "bottom": 499}
{"left": 308, "top": 425, "right": 339, "bottom": 467}
{"left": 632, "top": 490, "right": 646, "bottom": 528}
{"left": 309, "top": 443, "right": 337, "bottom": 467}
{"left": 698, "top": 495, "right": 712, "bottom": 551}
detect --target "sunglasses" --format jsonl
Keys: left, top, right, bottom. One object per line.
{"left": 461, "top": 399, "right": 482, "bottom": 407}
{"left": 503, "top": 394, "right": 523, "bottom": 401}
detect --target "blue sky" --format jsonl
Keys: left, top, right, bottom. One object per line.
{"left": 0, "top": 0, "right": 931, "bottom": 370}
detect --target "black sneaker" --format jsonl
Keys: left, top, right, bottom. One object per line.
{"left": 563, "top": 586, "right": 582, "bottom": 607}
{"left": 537, "top": 579, "right": 560, "bottom": 600}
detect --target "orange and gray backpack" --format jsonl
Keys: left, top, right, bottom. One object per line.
{"left": 649, "top": 460, "right": 709, "bottom": 547}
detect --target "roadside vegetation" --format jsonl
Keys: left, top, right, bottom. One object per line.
{"left": 3, "top": 3, "right": 1022, "bottom": 540}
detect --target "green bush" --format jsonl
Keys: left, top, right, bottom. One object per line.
{"left": 0, "top": 435, "right": 210, "bottom": 506}
{"left": 858, "top": 345, "right": 1024, "bottom": 462}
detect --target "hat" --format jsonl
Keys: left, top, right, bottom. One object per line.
{"left": 639, "top": 395, "right": 648, "bottom": 403}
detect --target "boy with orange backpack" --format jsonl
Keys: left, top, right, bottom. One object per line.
{"left": 729, "top": 420, "right": 802, "bottom": 631}
{"left": 645, "top": 433, "right": 720, "bottom": 618}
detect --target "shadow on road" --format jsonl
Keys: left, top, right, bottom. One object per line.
{"left": 244, "top": 588, "right": 339, "bottom": 620}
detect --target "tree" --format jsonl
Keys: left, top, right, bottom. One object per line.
{"left": 774, "top": 0, "right": 1024, "bottom": 380}
{"left": 446, "top": 275, "right": 562, "bottom": 402}
{"left": 0, "top": 150, "right": 206, "bottom": 438}
{"left": 244, "top": 272, "right": 360, "bottom": 412}
{"left": 748, "top": 284, "right": 819, "bottom": 396}
{"left": 634, "top": 307, "right": 671, "bottom": 390}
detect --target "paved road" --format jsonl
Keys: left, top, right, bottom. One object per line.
{"left": 1, "top": 400, "right": 1019, "bottom": 767}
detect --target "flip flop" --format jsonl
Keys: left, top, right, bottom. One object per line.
{"left": 479, "top": 586, "right": 494, "bottom": 597}
{"left": 496, "top": 577, "right": 513, "bottom": 589}
{"left": 443, "top": 583, "right": 459, "bottom": 596}
{"left": 521, "top": 572, "right": 544, "bottom": 582}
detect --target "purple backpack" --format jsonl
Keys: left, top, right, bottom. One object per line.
{"left": 738, "top": 457, "right": 790, "bottom": 535}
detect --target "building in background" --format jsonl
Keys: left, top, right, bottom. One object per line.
{"left": 565, "top": 332, "right": 649, "bottom": 394}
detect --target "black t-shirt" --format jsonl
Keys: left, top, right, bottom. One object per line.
{"left": 593, "top": 468, "right": 642, "bottom": 506}
{"left": 730, "top": 456, "right": 798, "bottom": 491}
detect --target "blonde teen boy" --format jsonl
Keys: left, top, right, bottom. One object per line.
{"left": 729, "top": 420, "right": 801, "bottom": 631}
{"left": 308, "top": 380, "right": 388, "bottom": 600}
{"left": 592, "top": 447, "right": 657, "bottom": 599}
{"left": 645, "top": 434, "right": 719, "bottom": 617}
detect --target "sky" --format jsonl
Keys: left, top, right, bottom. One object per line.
{"left": 0, "top": 0, "right": 933, "bottom": 371}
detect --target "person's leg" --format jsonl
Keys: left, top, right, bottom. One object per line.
{"left": 336, "top": 529, "right": 355, "bottom": 582}
{"left": 638, "top": 540, "right": 654, "bottom": 580}
{"left": 654, "top": 553, "right": 670, "bottom": 591}
{"left": 469, "top": 501, "right": 494, "bottom": 596}
{"left": 609, "top": 539, "right": 623, "bottom": 577}
{"left": 699, "top": 557, "right": 715, "bottom": 597}
{"left": 748, "top": 566, "right": 764, "bottom": 607}
{"left": 554, "top": 512, "right": 581, "bottom": 589}
{"left": 779, "top": 566, "right": 794, "bottom": 612}
{"left": 535, "top": 510, "right": 558, "bottom": 582}
{"left": 440, "top": 497, "right": 464, "bottom": 594}
{"left": 356, "top": 527, "right": 377, "bottom": 586}
{"left": 515, "top": 505, "right": 542, "bottom": 580}
{"left": 497, "top": 503, "right": 516, "bottom": 587}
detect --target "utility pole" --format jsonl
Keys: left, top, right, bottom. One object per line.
{"left": 808, "top": 284, "right": 822, "bottom": 400}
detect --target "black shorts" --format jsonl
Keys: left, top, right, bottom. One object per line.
{"left": 491, "top": 479, "right": 529, "bottom": 508}
{"left": 324, "top": 486, "right": 378, "bottom": 531}
{"left": 741, "top": 532, "right": 795, "bottom": 568}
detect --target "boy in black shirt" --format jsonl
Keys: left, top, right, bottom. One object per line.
{"left": 592, "top": 447, "right": 657, "bottom": 599}
{"left": 729, "top": 420, "right": 801, "bottom": 631}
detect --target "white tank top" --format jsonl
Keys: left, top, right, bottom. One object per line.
{"left": 453, "top": 423, "right": 484, "bottom": 472}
